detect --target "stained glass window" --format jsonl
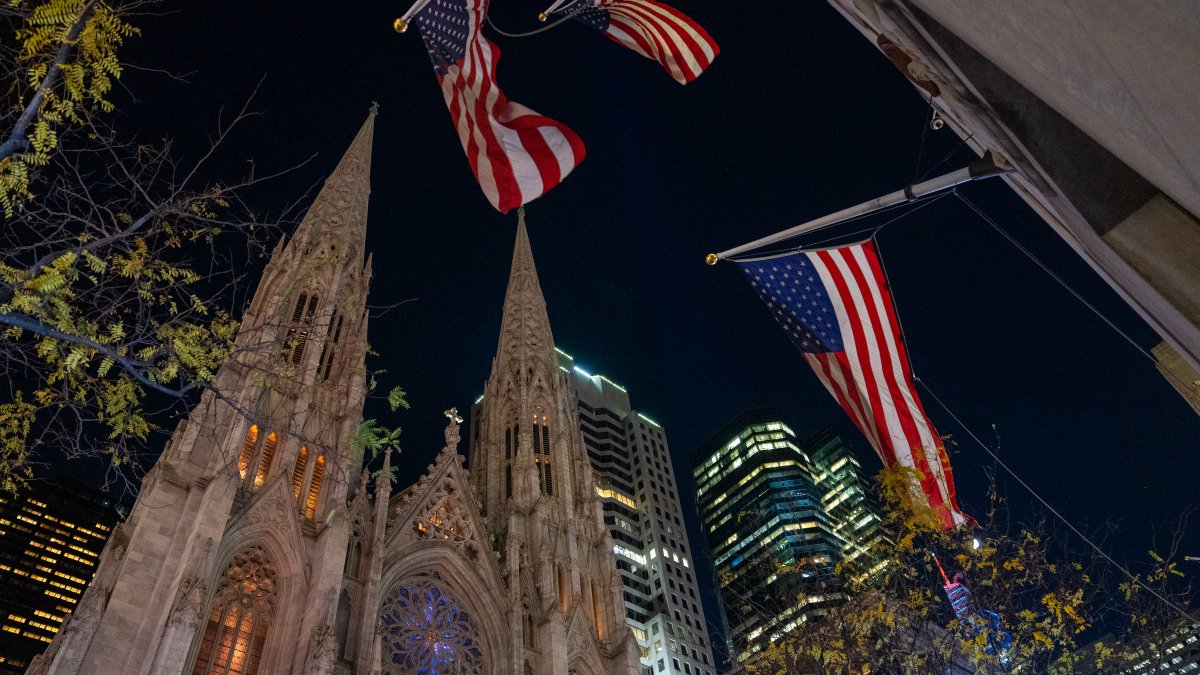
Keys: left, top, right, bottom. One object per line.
{"left": 191, "top": 547, "right": 277, "bottom": 675}
{"left": 380, "top": 576, "right": 483, "bottom": 675}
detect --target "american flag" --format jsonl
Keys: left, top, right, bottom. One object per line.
{"left": 737, "top": 240, "right": 971, "bottom": 530}
{"left": 551, "top": 0, "right": 718, "bottom": 84}
{"left": 414, "top": 0, "right": 586, "bottom": 213}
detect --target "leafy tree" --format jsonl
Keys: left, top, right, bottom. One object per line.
{"left": 0, "top": 0, "right": 306, "bottom": 491}
{"left": 737, "top": 467, "right": 1190, "bottom": 674}
{"left": 1, "top": 0, "right": 138, "bottom": 214}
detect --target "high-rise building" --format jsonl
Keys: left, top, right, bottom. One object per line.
{"left": 1069, "top": 613, "right": 1200, "bottom": 674}
{"left": 692, "top": 410, "right": 847, "bottom": 664}
{"left": 548, "top": 348, "right": 717, "bottom": 675}
{"left": 692, "top": 413, "right": 888, "bottom": 665}
{"left": 0, "top": 482, "right": 122, "bottom": 675}
{"left": 30, "top": 110, "right": 640, "bottom": 675}
{"left": 807, "top": 426, "right": 888, "bottom": 582}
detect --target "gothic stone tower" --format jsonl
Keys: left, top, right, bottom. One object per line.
{"left": 29, "top": 110, "right": 378, "bottom": 675}
{"left": 468, "top": 213, "right": 643, "bottom": 675}
{"left": 29, "top": 111, "right": 641, "bottom": 675}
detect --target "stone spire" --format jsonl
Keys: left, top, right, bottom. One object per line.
{"left": 233, "top": 108, "right": 376, "bottom": 405}
{"left": 286, "top": 109, "right": 375, "bottom": 263}
{"left": 495, "top": 208, "right": 557, "bottom": 374}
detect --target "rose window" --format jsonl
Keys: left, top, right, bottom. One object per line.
{"left": 380, "top": 576, "right": 483, "bottom": 674}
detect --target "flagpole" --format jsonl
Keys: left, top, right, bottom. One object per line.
{"left": 706, "top": 152, "right": 1007, "bottom": 264}
{"left": 393, "top": 0, "right": 433, "bottom": 33}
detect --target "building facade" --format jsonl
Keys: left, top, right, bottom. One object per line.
{"left": 28, "top": 110, "right": 640, "bottom": 675}
{"left": 807, "top": 426, "right": 887, "bottom": 582}
{"left": 0, "top": 482, "right": 122, "bottom": 674}
{"left": 824, "top": 0, "right": 1200, "bottom": 388}
{"left": 692, "top": 412, "right": 886, "bottom": 665}
{"left": 552, "top": 351, "right": 716, "bottom": 675}
{"left": 1070, "top": 614, "right": 1200, "bottom": 674}
{"left": 1153, "top": 342, "right": 1200, "bottom": 416}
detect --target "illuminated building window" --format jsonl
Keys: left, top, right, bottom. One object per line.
{"left": 237, "top": 425, "right": 259, "bottom": 480}
{"left": 190, "top": 547, "right": 276, "bottom": 675}
{"left": 304, "top": 455, "right": 325, "bottom": 521}
{"left": 291, "top": 447, "right": 309, "bottom": 502}
{"left": 284, "top": 291, "right": 320, "bottom": 365}
{"left": 253, "top": 433, "right": 278, "bottom": 489}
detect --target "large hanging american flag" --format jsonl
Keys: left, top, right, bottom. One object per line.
{"left": 736, "top": 240, "right": 972, "bottom": 530}
{"left": 547, "top": 0, "right": 718, "bottom": 84}
{"left": 413, "top": 0, "right": 586, "bottom": 213}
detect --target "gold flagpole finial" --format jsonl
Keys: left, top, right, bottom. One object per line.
{"left": 393, "top": 17, "right": 409, "bottom": 33}
{"left": 705, "top": 253, "right": 719, "bottom": 266}
{"left": 537, "top": 11, "right": 548, "bottom": 21}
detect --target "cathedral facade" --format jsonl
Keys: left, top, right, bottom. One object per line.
{"left": 28, "top": 112, "right": 641, "bottom": 675}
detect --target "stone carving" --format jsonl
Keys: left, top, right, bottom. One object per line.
{"left": 167, "top": 577, "right": 207, "bottom": 629}
{"left": 443, "top": 407, "right": 463, "bottom": 448}
{"left": 411, "top": 479, "right": 482, "bottom": 563}
{"left": 218, "top": 546, "right": 278, "bottom": 615}
{"left": 304, "top": 623, "right": 337, "bottom": 675}
{"left": 567, "top": 616, "right": 590, "bottom": 657}
{"left": 246, "top": 489, "right": 293, "bottom": 530}
{"left": 379, "top": 575, "right": 483, "bottom": 675}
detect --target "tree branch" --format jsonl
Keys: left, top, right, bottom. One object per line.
{"left": 0, "top": 310, "right": 196, "bottom": 398}
{"left": 0, "top": 0, "right": 99, "bottom": 163}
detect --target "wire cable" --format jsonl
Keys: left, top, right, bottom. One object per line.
{"left": 486, "top": 2, "right": 587, "bottom": 38}
{"left": 916, "top": 376, "right": 1196, "bottom": 623}
{"left": 953, "top": 191, "right": 1156, "bottom": 364}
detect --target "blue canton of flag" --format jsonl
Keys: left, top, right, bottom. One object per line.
{"left": 742, "top": 256, "right": 843, "bottom": 354}
{"left": 416, "top": 0, "right": 470, "bottom": 75}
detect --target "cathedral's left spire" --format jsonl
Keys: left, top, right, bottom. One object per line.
{"left": 285, "top": 107, "right": 376, "bottom": 263}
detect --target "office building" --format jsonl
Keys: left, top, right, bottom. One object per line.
{"left": 1071, "top": 614, "right": 1200, "bottom": 674}
{"left": 0, "top": 481, "right": 121, "bottom": 674}
{"left": 692, "top": 410, "right": 848, "bottom": 664}
{"left": 553, "top": 348, "right": 717, "bottom": 675}
{"left": 808, "top": 426, "right": 888, "bottom": 582}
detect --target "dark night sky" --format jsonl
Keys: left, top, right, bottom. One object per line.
{"left": 104, "top": 0, "right": 1198, "bottom": 652}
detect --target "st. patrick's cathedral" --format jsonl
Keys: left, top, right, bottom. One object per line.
{"left": 27, "top": 111, "right": 643, "bottom": 675}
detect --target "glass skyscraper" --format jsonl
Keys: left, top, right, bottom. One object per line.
{"left": 0, "top": 481, "right": 122, "bottom": 674}
{"left": 692, "top": 411, "right": 883, "bottom": 665}
{"left": 808, "top": 426, "right": 888, "bottom": 583}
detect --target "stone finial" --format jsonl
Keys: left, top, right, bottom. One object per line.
{"left": 443, "top": 407, "right": 463, "bottom": 449}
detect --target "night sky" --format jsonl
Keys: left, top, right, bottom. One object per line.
{"left": 103, "top": 0, "right": 1199, "bottom": 653}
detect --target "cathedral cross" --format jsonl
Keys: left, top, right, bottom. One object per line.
{"left": 442, "top": 407, "right": 463, "bottom": 449}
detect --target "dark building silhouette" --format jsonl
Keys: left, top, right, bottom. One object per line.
{"left": 0, "top": 481, "right": 122, "bottom": 674}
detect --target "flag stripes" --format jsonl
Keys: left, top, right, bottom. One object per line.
{"left": 562, "top": 0, "right": 719, "bottom": 84}
{"left": 738, "top": 241, "right": 971, "bottom": 530}
{"left": 418, "top": 0, "right": 585, "bottom": 213}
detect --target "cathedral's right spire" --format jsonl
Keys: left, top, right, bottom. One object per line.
{"left": 495, "top": 208, "right": 557, "bottom": 369}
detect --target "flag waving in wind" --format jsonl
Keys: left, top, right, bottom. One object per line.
{"left": 546, "top": 0, "right": 719, "bottom": 84}
{"left": 411, "top": 0, "right": 586, "bottom": 213}
{"left": 737, "top": 240, "right": 972, "bottom": 530}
